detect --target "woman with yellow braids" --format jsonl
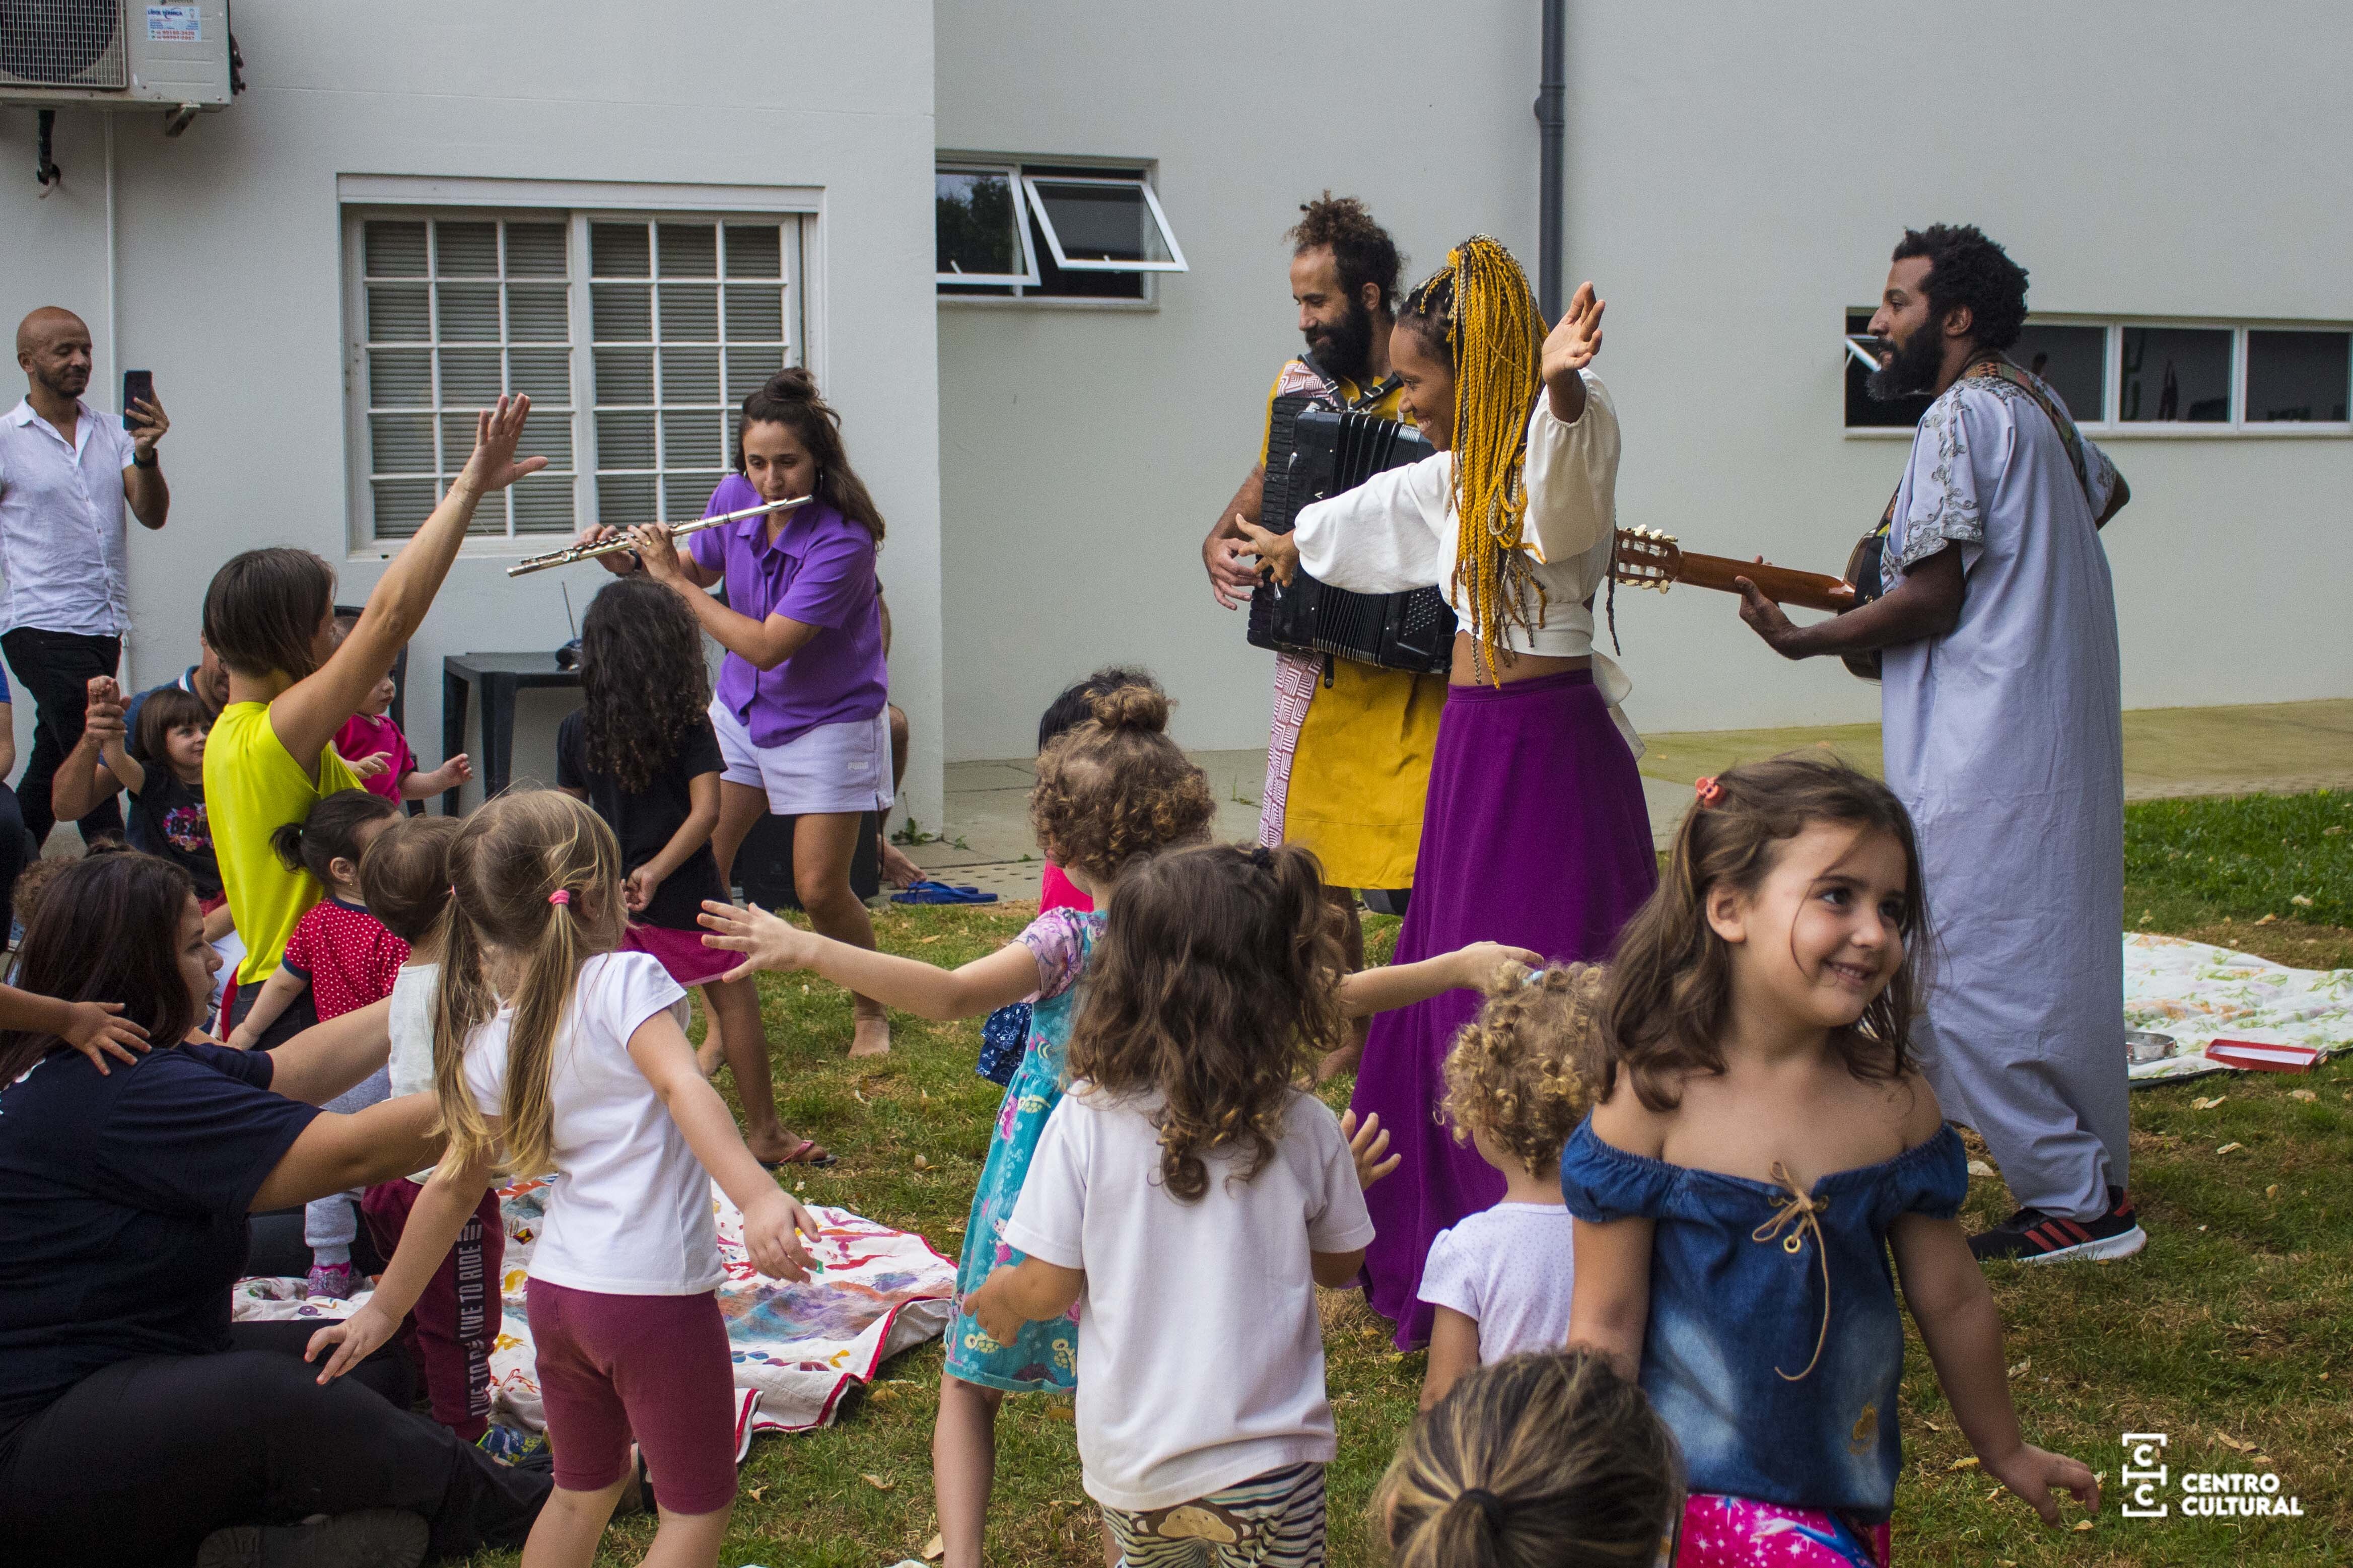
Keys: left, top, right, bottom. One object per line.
{"left": 1243, "top": 237, "right": 1656, "bottom": 1349}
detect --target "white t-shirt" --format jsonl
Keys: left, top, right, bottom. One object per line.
{"left": 1002, "top": 1085, "right": 1376, "bottom": 1513}
{"left": 461, "top": 950, "right": 714, "bottom": 1294}
{"left": 1416, "top": 1201, "right": 1576, "bottom": 1362}
{"left": 388, "top": 961, "right": 440, "bottom": 1182}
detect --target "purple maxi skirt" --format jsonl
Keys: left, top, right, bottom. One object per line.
{"left": 1351, "top": 668, "right": 1657, "bottom": 1348}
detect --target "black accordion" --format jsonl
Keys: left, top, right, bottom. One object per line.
{"left": 1247, "top": 396, "right": 1457, "bottom": 675}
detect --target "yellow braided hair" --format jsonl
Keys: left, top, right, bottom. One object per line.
{"left": 1402, "top": 236, "right": 1549, "bottom": 682}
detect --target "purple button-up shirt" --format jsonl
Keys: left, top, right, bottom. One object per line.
{"left": 693, "top": 473, "right": 887, "bottom": 749}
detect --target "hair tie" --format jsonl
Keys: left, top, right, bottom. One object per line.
{"left": 1460, "top": 1487, "right": 1508, "bottom": 1534}
{"left": 1248, "top": 845, "right": 1275, "bottom": 872}
{"left": 1693, "top": 776, "right": 1725, "bottom": 809}
{"left": 547, "top": 888, "right": 572, "bottom": 906}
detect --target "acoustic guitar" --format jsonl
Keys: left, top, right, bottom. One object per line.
{"left": 1612, "top": 527, "right": 1856, "bottom": 614}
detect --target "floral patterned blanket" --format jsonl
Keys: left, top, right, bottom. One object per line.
{"left": 233, "top": 1185, "right": 955, "bottom": 1441}
{"left": 2124, "top": 934, "right": 2352, "bottom": 1085}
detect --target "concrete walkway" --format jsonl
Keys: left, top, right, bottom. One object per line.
{"left": 906, "top": 700, "right": 2353, "bottom": 899}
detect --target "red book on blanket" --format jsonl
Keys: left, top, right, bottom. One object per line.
{"left": 2203, "top": 1038, "right": 2321, "bottom": 1073}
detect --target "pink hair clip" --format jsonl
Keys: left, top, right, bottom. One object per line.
{"left": 1694, "top": 776, "right": 1725, "bottom": 809}
{"left": 547, "top": 889, "right": 572, "bottom": 906}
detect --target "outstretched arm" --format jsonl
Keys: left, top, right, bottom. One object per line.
{"left": 305, "top": 1148, "right": 497, "bottom": 1383}
{"left": 1340, "top": 942, "right": 1540, "bottom": 1019}
{"left": 700, "top": 900, "right": 1042, "bottom": 1020}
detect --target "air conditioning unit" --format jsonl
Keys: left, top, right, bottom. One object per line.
{"left": 1, "top": 1, "right": 234, "bottom": 129}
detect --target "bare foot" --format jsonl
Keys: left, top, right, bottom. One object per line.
{"left": 850, "top": 1013, "right": 892, "bottom": 1058}
{"left": 879, "top": 838, "right": 923, "bottom": 889}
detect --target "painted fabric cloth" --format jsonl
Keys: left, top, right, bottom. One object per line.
{"left": 1674, "top": 1493, "right": 1890, "bottom": 1568}
{"left": 1879, "top": 365, "right": 2127, "bottom": 1224}
{"left": 2123, "top": 933, "right": 2353, "bottom": 1083}
{"left": 1101, "top": 1462, "right": 1327, "bottom": 1568}
{"left": 942, "top": 907, "right": 1102, "bottom": 1392}
{"left": 1559, "top": 1118, "right": 1967, "bottom": 1521}
{"left": 235, "top": 1187, "right": 954, "bottom": 1439}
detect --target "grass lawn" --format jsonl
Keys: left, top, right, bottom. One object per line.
{"left": 463, "top": 790, "right": 2352, "bottom": 1568}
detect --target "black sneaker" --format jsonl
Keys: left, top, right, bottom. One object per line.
{"left": 196, "top": 1509, "right": 428, "bottom": 1568}
{"left": 1970, "top": 1186, "right": 2146, "bottom": 1263}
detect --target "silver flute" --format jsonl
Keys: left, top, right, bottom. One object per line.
{"left": 506, "top": 493, "right": 813, "bottom": 577}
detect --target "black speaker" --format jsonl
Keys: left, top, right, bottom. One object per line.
{"left": 734, "top": 811, "right": 880, "bottom": 909}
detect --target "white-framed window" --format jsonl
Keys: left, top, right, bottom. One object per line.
{"left": 1844, "top": 314, "right": 2352, "bottom": 436}
{"left": 344, "top": 206, "right": 803, "bottom": 546}
{"left": 937, "top": 159, "right": 1184, "bottom": 303}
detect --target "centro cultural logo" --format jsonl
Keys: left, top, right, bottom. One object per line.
{"left": 2121, "top": 1433, "right": 2306, "bottom": 1520}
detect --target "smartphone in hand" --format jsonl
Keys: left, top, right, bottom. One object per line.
{"left": 122, "top": 371, "right": 154, "bottom": 431}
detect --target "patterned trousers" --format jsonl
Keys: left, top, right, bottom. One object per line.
{"left": 1103, "top": 1463, "right": 1327, "bottom": 1568}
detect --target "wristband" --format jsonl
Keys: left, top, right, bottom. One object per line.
{"left": 131, "top": 450, "right": 158, "bottom": 470}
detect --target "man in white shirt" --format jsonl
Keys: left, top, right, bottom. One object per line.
{"left": 1, "top": 306, "right": 171, "bottom": 848}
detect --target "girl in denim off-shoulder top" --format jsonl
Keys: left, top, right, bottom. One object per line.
{"left": 1563, "top": 757, "right": 2098, "bottom": 1567}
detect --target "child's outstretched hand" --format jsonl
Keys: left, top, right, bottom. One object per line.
{"left": 740, "top": 1189, "right": 817, "bottom": 1282}
{"left": 1341, "top": 1108, "right": 1400, "bottom": 1189}
{"left": 305, "top": 1301, "right": 400, "bottom": 1385}
{"left": 347, "top": 750, "right": 394, "bottom": 781}
{"left": 699, "top": 899, "right": 823, "bottom": 983}
{"left": 1986, "top": 1442, "right": 2100, "bottom": 1525}
{"left": 1445, "top": 941, "right": 1545, "bottom": 991}
{"left": 61, "top": 1000, "right": 149, "bottom": 1074}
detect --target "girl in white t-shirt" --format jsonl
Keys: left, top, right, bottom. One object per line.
{"left": 964, "top": 841, "right": 1413, "bottom": 1568}
{"left": 1417, "top": 962, "right": 1601, "bottom": 1410}
{"left": 310, "top": 789, "right": 818, "bottom": 1568}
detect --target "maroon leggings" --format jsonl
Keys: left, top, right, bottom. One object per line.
{"left": 525, "top": 1278, "right": 737, "bottom": 1516}
{"left": 361, "top": 1180, "right": 506, "bottom": 1443}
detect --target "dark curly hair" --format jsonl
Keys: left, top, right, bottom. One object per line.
{"left": 1892, "top": 223, "right": 2029, "bottom": 352}
{"left": 578, "top": 575, "right": 713, "bottom": 796}
{"left": 1026, "top": 683, "right": 1214, "bottom": 884}
{"left": 1037, "top": 665, "right": 1159, "bottom": 755}
{"left": 735, "top": 368, "right": 886, "bottom": 542}
{"left": 1442, "top": 962, "right": 1602, "bottom": 1177}
{"left": 1601, "top": 754, "right": 1929, "bottom": 1112}
{"left": 1287, "top": 192, "right": 1402, "bottom": 319}
{"left": 1066, "top": 841, "right": 1348, "bottom": 1203}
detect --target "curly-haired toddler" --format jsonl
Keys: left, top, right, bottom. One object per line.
{"left": 1417, "top": 962, "right": 1600, "bottom": 1410}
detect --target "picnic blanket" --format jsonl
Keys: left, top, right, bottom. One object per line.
{"left": 2124, "top": 933, "right": 2353, "bottom": 1085}
{"left": 235, "top": 1183, "right": 956, "bottom": 1442}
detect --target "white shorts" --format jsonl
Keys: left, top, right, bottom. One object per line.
{"left": 709, "top": 696, "right": 895, "bottom": 817}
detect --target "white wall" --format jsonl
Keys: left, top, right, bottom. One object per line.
{"left": 936, "top": 0, "right": 2353, "bottom": 761}
{"left": 1, "top": 1, "right": 944, "bottom": 826}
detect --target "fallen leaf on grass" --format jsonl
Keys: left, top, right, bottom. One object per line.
{"left": 861, "top": 1473, "right": 896, "bottom": 1491}
{"left": 2007, "top": 1358, "right": 2031, "bottom": 1380}
{"left": 1966, "top": 1159, "right": 1996, "bottom": 1178}
{"left": 1920, "top": 1417, "right": 1946, "bottom": 1432}
{"left": 2254, "top": 913, "right": 2279, "bottom": 926}
{"left": 746, "top": 1485, "right": 768, "bottom": 1503}
{"left": 868, "top": 1385, "right": 898, "bottom": 1403}
{"left": 2266, "top": 1184, "right": 2280, "bottom": 1199}
{"left": 2214, "top": 1431, "right": 2256, "bottom": 1454}
{"left": 923, "top": 1535, "right": 945, "bottom": 1561}
{"left": 913, "top": 1154, "right": 931, "bottom": 1171}
{"left": 1984, "top": 1486, "right": 2003, "bottom": 1502}
{"left": 2191, "top": 1095, "right": 2227, "bottom": 1110}
{"left": 1947, "top": 1456, "right": 1980, "bottom": 1471}
{"left": 2290, "top": 894, "right": 2313, "bottom": 907}
{"left": 2289, "top": 1089, "right": 2318, "bottom": 1102}
{"left": 2071, "top": 1520, "right": 2095, "bottom": 1532}
{"left": 1045, "top": 1403, "right": 1076, "bottom": 1422}
{"left": 2217, "top": 1142, "right": 2245, "bottom": 1155}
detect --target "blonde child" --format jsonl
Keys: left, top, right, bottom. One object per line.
{"left": 1566, "top": 757, "right": 2097, "bottom": 1565}
{"left": 308, "top": 790, "right": 818, "bottom": 1568}
{"left": 1417, "top": 963, "right": 1600, "bottom": 1410}
{"left": 350, "top": 813, "right": 511, "bottom": 1444}
{"left": 963, "top": 841, "right": 1422, "bottom": 1567}
{"left": 1377, "top": 1349, "right": 1683, "bottom": 1567}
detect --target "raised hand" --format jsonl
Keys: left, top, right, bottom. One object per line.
{"left": 61, "top": 1000, "right": 149, "bottom": 1074}
{"left": 1542, "top": 281, "right": 1606, "bottom": 381}
{"left": 85, "top": 675, "right": 122, "bottom": 713}
{"left": 453, "top": 394, "right": 548, "bottom": 498}
{"left": 127, "top": 392, "right": 170, "bottom": 459}
{"left": 1341, "top": 1108, "right": 1401, "bottom": 1189}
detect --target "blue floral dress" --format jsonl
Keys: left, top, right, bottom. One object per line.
{"left": 942, "top": 907, "right": 1101, "bottom": 1392}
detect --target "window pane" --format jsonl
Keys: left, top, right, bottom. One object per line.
{"left": 1841, "top": 311, "right": 1929, "bottom": 429}
{"left": 367, "top": 284, "right": 430, "bottom": 343}
{"left": 505, "top": 222, "right": 568, "bottom": 278}
{"left": 724, "top": 224, "right": 782, "bottom": 278}
{"left": 522, "top": 417, "right": 574, "bottom": 475}
{"left": 507, "top": 284, "right": 570, "bottom": 343}
{"left": 2120, "top": 327, "right": 2232, "bottom": 422}
{"left": 590, "top": 223, "right": 650, "bottom": 278}
{"left": 511, "top": 474, "right": 576, "bottom": 535}
{"left": 591, "top": 283, "right": 652, "bottom": 341}
{"left": 722, "top": 284, "right": 784, "bottom": 343}
{"left": 661, "top": 408, "right": 724, "bottom": 470}
{"left": 371, "top": 478, "right": 438, "bottom": 541}
{"left": 597, "top": 472, "right": 655, "bottom": 528}
{"left": 596, "top": 409, "right": 657, "bottom": 470}
{"left": 725, "top": 346, "right": 784, "bottom": 403}
{"left": 937, "top": 170, "right": 1024, "bottom": 276}
{"left": 657, "top": 223, "right": 719, "bottom": 278}
{"left": 365, "top": 221, "right": 428, "bottom": 277}
{"left": 593, "top": 346, "right": 655, "bottom": 404}
{"left": 657, "top": 283, "right": 719, "bottom": 342}
{"left": 441, "top": 411, "right": 487, "bottom": 468}
{"left": 369, "top": 413, "right": 436, "bottom": 476}
{"left": 439, "top": 348, "right": 504, "bottom": 404}
{"left": 436, "top": 283, "right": 501, "bottom": 344}
{"left": 368, "top": 348, "right": 432, "bottom": 407}
{"left": 509, "top": 348, "right": 572, "bottom": 404}
{"left": 665, "top": 470, "right": 726, "bottom": 524}
{"left": 660, "top": 346, "right": 721, "bottom": 404}
{"left": 1028, "top": 179, "right": 1170, "bottom": 265}
{"left": 2011, "top": 325, "right": 2106, "bottom": 423}
{"left": 437, "top": 222, "right": 499, "bottom": 277}
{"left": 2246, "top": 330, "right": 2349, "bottom": 422}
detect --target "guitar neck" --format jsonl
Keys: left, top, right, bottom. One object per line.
{"left": 1666, "top": 550, "right": 1855, "bottom": 613}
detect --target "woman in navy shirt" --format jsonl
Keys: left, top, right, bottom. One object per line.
{"left": 0, "top": 853, "right": 549, "bottom": 1566}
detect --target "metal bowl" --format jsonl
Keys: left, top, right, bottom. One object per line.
{"left": 2126, "top": 1029, "right": 2178, "bottom": 1065}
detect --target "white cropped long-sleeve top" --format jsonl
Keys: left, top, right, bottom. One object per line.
{"left": 1291, "top": 372, "right": 1637, "bottom": 746}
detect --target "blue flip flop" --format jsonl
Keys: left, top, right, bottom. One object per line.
{"left": 891, "top": 880, "right": 999, "bottom": 905}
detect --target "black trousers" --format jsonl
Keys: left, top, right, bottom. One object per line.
{"left": 1, "top": 627, "right": 125, "bottom": 847}
{"left": 0, "top": 781, "right": 24, "bottom": 934}
{"left": 0, "top": 1320, "right": 548, "bottom": 1568}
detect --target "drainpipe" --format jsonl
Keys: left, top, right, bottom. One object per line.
{"left": 1533, "top": 0, "right": 1567, "bottom": 321}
